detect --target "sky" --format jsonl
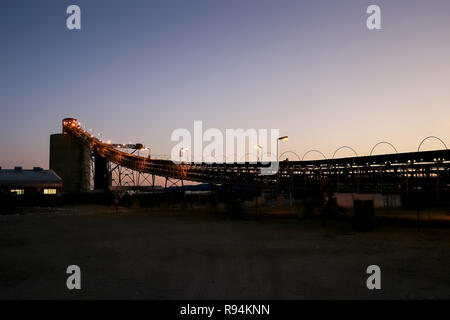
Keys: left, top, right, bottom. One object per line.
{"left": 1, "top": 0, "right": 450, "bottom": 169}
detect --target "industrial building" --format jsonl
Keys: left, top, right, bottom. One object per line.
{"left": 50, "top": 129, "right": 91, "bottom": 194}
{"left": 0, "top": 167, "right": 62, "bottom": 208}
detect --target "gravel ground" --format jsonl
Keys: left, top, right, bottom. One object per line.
{"left": 1, "top": 205, "right": 449, "bottom": 299}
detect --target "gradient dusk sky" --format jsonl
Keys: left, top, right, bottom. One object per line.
{"left": 1, "top": 0, "right": 450, "bottom": 169}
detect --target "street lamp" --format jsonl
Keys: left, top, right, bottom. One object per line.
{"left": 254, "top": 144, "right": 262, "bottom": 162}
{"left": 179, "top": 147, "right": 189, "bottom": 163}
{"left": 277, "top": 136, "right": 290, "bottom": 206}
{"left": 277, "top": 136, "right": 288, "bottom": 161}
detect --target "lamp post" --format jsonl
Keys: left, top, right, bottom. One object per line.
{"left": 277, "top": 136, "right": 290, "bottom": 206}
{"left": 277, "top": 136, "right": 288, "bottom": 161}
{"left": 179, "top": 147, "right": 189, "bottom": 163}
{"left": 254, "top": 144, "right": 262, "bottom": 162}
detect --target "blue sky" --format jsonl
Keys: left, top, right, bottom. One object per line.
{"left": 1, "top": 0, "right": 450, "bottom": 168}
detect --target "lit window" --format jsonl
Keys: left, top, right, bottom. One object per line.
{"left": 10, "top": 189, "right": 24, "bottom": 195}
{"left": 43, "top": 189, "right": 57, "bottom": 195}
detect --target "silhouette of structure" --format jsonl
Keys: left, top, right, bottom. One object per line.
{"left": 49, "top": 118, "right": 450, "bottom": 205}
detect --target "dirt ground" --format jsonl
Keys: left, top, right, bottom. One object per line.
{"left": 1, "top": 205, "right": 449, "bottom": 299}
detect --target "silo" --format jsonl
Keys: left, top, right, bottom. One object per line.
{"left": 49, "top": 133, "right": 91, "bottom": 194}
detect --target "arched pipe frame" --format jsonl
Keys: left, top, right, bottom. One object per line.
{"left": 418, "top": 136, "right": 448, "bottom": 152}
{"left": 301, "top": 149, "right": 327, "bottom": 161}
{"left": 332, "top": 145, "right": 359, "bottom": 159}
{"left": 370, "top": 141, "right": 398, "bottom": 156}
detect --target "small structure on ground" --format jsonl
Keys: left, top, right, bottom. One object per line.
{"left": 0, "top": 167, "right": 62, "bottom": 207}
